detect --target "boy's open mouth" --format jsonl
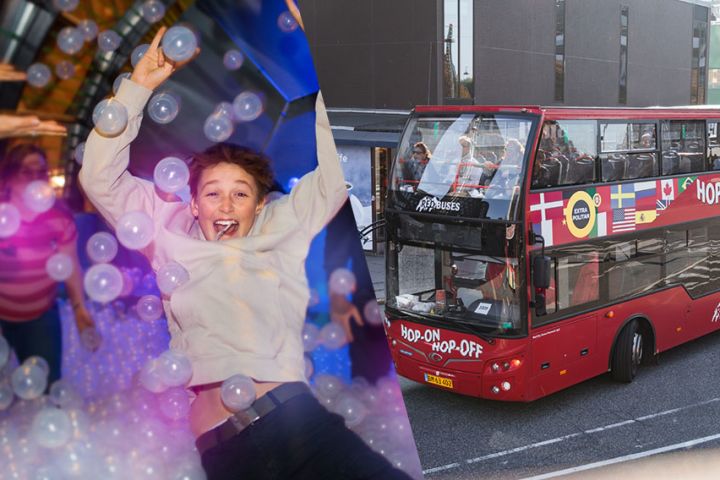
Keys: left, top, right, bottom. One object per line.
{"left": 214, "top": 219, "right": 238, "bottom": 239}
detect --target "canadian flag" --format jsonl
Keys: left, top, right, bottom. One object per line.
{"left": 661, "top": 179, "right": 675, "bottom": 201}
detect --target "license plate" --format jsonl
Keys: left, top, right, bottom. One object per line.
{"left": 424, "top": 373, "right": 454, "bottom": 389}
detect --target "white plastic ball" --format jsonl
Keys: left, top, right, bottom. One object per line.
{"left": 27, "top": 63, "right": 51, "bottom": 88}
{"left": 314, "top": 373, "right": 343, "bottom": 399}
{"left": 147, "top": 92, "right": 180, "bottom": 124}
{"left": 49, "top": 380, "right": 82, "bottom": 409}
{"left": 78, "top": 19, "right": 98, "bottom": 41}
{"left": 232, "top": 91, "right": 264, "bottom": 122}
{"left": 55, "top": 60, "right": 75, "bottom": 80}
{"left": 157, "top": 387, "right": 190, "bottom": 420}
{"left": 22, "top": 180, "right": 56, "bottom": 213}
{"left": 0, "top": 335, "right": 9, "bottom": 369}
{"left": 278, "top": 11, "right": 299, "bottom": 33}
{"left": 213, "top": 101, "right": 234, "bottom": 120}
{"left": 0, "top": 203, "right": 21, "bottom": 238}
{"left": 98, "top": 30, "right": 122, "bottom": 53}
{"left": 287, "top": 177, "right": 300, "bottom": 191}
{"left": 223, "top": 49, "right": 244, "bottom": 70}
{"left": 52, "top": 0, "right": 79, "bottom": 12}
{"left": 11, "top": 364, "right": 47, "bottom": 400}
{"left": 112, "top": 72, "right": 131, "bottom": 95}
{"left": 79, "top": 327, "right": 102, "bottom": 353}
{"left": 328, "top": 268, "right": 356, "bottom": 296}
{"left": 0, "top": 380, "right": 13, "bottom": 410}
{"left": 320, "top": 322, "right": 348, "bottom": 350}
{"left": 334, "top": 394, "right": 367, "bottom": 428}
{"left": 131, "top": 43, "right": 149, "bottom": 68}
{"left": 57, "top": 26, "right": 84, "bottom": 55}
{"left": 136, "top": 294, "right": 163, "bottom": 322}
{"left": 302, "top": 323, "right": 320, "bottom": 352}
{"left": 363, "top": 299, "right": 384, "bottom": 326}
{"left": 304, "top": 355, "right": 314, "bottom": 379}
{"left": 156, "top": 261, "right": 189, "bottom": 295}
{"left": 141, "top": 0, "right": 166, "bottom": 23}
{"left": 31, "top": 407, "right": 72, "bottom": 448}
{"left": 45, "top": 253, "right": 73, "bottom": 281}
{"left": 73, "top": 142, "right": 85, "bottom": 165}
{"left": 157, "top": 349, "right": 192, "bottom": 387}
{"left": 115, "top": 210, "right": 154, "bottom": 250}
{"left": 203, "top": 113, "right": 233, "bottom": 142}
{"left": 220, "top": 374, "right": 256, "bottom": 412}
{"left": 153, "top": 156, "right": 189, "bottom": 193}
{"left": 83, "top": 263, "right": 123, "bottom": 303}
{"left": 92, "top": 98, "right": 128, "bottom": 137}
{"left": 139, "top": 357, "right": 167, "bottom": 393}
{"left": 86, "top": 231, "right": 119, "bottom": 263}
{"left": 161, "top": 26, "right": 198, "bottom": 62}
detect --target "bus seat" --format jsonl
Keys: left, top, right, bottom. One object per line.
{"left": 567, "top": 157, "right": 594, "bottom": 184}
{"left": 679, "top": 155, "right": 692, "bottom": 174}
{"left": 604, "top": 156, "right": 626, "bottom": 182}
{"left": 626, "top": 153, "right": 654, "bottom": 179}
{"left": 662, "top": 150, "right": 679, "bottom": 175}
{"left": 544, "top": 158, "right": 562, "bottom": 185}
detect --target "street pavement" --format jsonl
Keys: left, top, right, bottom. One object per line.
{"left": 363, "top": 252, "right": 386, "bottom": 303}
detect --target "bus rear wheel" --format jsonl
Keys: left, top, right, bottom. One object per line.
{"left": 611, "top": 320, "right": 643, "bottom": 383}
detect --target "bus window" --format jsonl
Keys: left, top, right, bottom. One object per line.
{"left": 661, "top": 120, "right": 706, "bottom": 175}
{"left": 708, "top": 122, "right": 720, "bottom": 170}
{"left": 600, "top": 122, "right": 657, "bottom": 181}
{"left": 532, "top": 120, "right": 597, "bottom": 188}
{"left": 557, "top": 252, "right": 599, "bottom": 310}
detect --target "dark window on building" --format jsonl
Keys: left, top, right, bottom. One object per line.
{"left": 554, "top": 0, "right": 566, "bottom": 103}
{"left": 660, "top": 120, "right": 706, "bottom": 174}
{"left": 619, "top": 6, "right": 629, "bottom": 105}
{"left": 691, "top": 6, "right": 708, "bottom": 105}
{"left": 708, "top": 121, "right": 720, "bottom": 170}
{"left": 443, "top": 0, "right": 473, "bottom": 102}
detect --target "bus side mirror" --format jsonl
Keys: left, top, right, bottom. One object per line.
{"left": 532, "top": 255, "right": 551, "bottom": 289}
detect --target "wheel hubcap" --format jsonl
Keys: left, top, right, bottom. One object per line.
{"left": 632, "top": 332, "right": 643, "bottom": 366}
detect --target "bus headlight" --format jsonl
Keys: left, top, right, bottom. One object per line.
{"left": 501, "top": 381, "right": 511, "bottom": 391}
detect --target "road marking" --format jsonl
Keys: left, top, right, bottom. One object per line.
{"left": 422, "top": 396, "right": 720, "bottom": 476}
{"left": 518, "top": 433, "right": 720, "bottom": 480}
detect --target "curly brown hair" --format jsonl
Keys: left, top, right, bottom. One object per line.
{"left": 189, "top": 143, "right": 274, "bottom": 200}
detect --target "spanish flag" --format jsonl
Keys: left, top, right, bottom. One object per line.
{"left": 635, "top": 210, "right": 657, "bottom": 224}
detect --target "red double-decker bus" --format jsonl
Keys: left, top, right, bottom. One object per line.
{"left": 383, "top": 105, "right": 720, "bottom": 401}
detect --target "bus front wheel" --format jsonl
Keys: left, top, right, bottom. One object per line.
{"left": 611, "top": 320, "right": 643, "bottom": 382}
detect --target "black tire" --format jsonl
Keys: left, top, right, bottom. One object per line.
{"left": 611, "top": 320, "right": 643, "bottom": 383}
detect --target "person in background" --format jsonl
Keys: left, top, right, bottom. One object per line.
{"left": 0, "top": 144, "right": 94, "bottom": 386}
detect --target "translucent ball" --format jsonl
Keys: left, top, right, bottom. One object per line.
{"left": 213, "top": 101, "right": 234, "bottom": 120}
{"left": 0, "top": 380, "right": 12, "bottom": 410}
{"left": 83, "top": 263, "right": 124, "bottom": 303}
{"left": 0, "top": 335, "right": 9, "bottom": 369}
{"left": 141, "top": 0, "right": 166, "bottom": 23}
{"left": 147, "top": 92, "right": 180, "bottom": 124}
{"left": 287, "top": 177, "right": 300, "bottom": 191}
{"left": 304, "top": 355, "right": 314, "bottom": 379}
{"left": 363, "top": 299, "right": 384, "bottom": 326}
{"left": 329, "top": 268, "right": 356, "bottom": 296}
{"left": 73, "top": 142, "right": 85, "bottom": 165}
{"left": 57, "top": 26, "right": 84, "bottom": 55}
{"left": 161, "top": 26, "right": 198, "bottom": 62}
{"left": 86, "top": 231, "right": 119, "bottom": 263}
{"left": 139, "top": 358, "right": 167, "bottom": 393}
{"left": 55, "top": 60, "right": 75, "bottom": 80}
{"left": 52, "top": 0, "right": 79, "bottom": 12}
{"left": 11, "top": 364, "right": 47, "bottom": 400}
{"left": 92, "top": 98, "right": 128, "bottom": 137}
{"left": 136, "top": 295, "right": 163, "bottom": 322}
{"left": 27, "top": 63, "right": 51, "bottom": 88}
{"left": 156, "top": 261, "right": 189, "bottom": 295}
{"left": 320, "top": 322, "right": 348, "bottom": 350}
{"left": 220, "top": 374, "right": 256, "bottom": 412}
{"left": 223, "top": 49, "right": 244, "bottom": 70}
{"left": 131, "top": 43, "right": 149, "bottom": 68}
{"left": 23, "top": 356, "right": 49, "bottom": 378}
{"left": 0, "top": 202, "right": 21, "bottom": 238}
{"left": 112, "top": 72, "right": 131, "bottom": 95}
{"left": 203, "top": 113, "right": 234, "bottom": 142}
{"left": 232, "top": 91, "right": 264, "bottom": 122}
{"left": 115, "top": 210, "right": 154, "bottom": 250}
{"left": 334, "top": 394, "right": 367, "bottom": 428}
{"left": 277, "top": 11, "right": 299, "bottom": 33}
{"left": 45, "top": 252, "right": 73, "bottom": 281}
{"left": 31, "top": 407, "right": 72, "bottom": 448}
{"left": 314, "top": 373, "right": 343, "bottom": 399}
{"left": 80, "top": 327, "right": 103, "bottom": 351}
{"left": 302, "top": 323, "right": 320, "bottom": 352}
{"left": 49, "top": 380, "right": 82, "bottom": 409}
{"left": 157, "top": 387, "right": 190, "bottom": 420}
{"left": 78, "top": 19, "right": 98, "bottom": 42}
{"left": 97, "top": 30, "right": 122, "bottom": 53}
{"left": 153, "top": 156, "right": 189, "bottom": 193}
{"left": 157, "top": 349, "right": 192, "bottom": 387}
{"left": 22, "top": 180, "right": 56, "bottom": 213}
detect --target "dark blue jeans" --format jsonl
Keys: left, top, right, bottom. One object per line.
{"left": 0, "top": 303, "right": 62, "bottom": 386}
{"left": 200, "top": 392, "right": 413, "bottom": 480}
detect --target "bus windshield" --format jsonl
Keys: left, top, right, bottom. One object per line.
{"left": 388, "top": 242, "right": 525, "bottom": 336}
{"left": 390, "top": 113, "right": 537, "bottom": 220}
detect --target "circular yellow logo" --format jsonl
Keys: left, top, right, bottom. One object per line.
{"left": 564, "top": 191, "right": 596, "bottom": 238}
